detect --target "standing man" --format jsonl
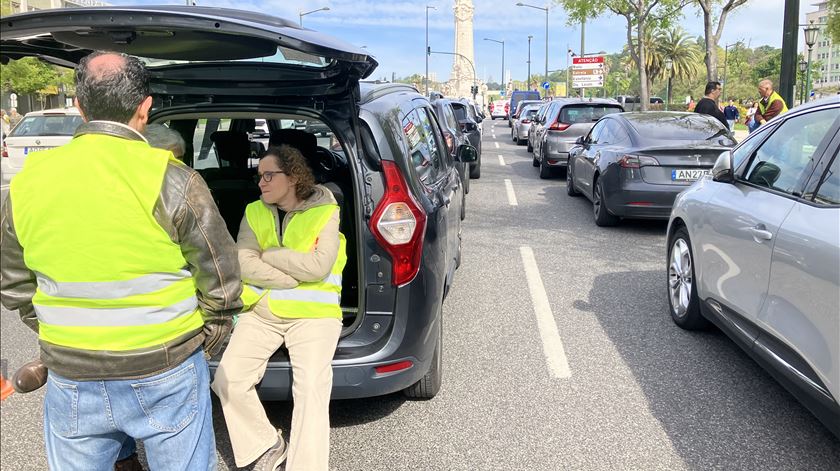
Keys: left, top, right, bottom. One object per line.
{"left": 754, "top": 79, "right": 788, "bottom": 127}
{"left": 723, "top": 99, "right": 739, "bottom": 131}
{"left": 8, "top": 107, "right": 23, "bottom": 128}
{"left": 0, "top": 51, "right": 242, "bottom": 470}
{"left": 694, "top": 81, "right": 728, "bottom": 129}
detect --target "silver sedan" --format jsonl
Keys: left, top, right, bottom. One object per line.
{"left": 511, "top": 105, "right": 540, "bottom": 146}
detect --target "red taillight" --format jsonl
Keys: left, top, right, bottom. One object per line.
{"left": 521, "top": 119, "right": 531, "bottom": 124}
{"left": 618, "top": 154, "right": 660, "bottom": 168}
{"left": 369, "top": 161, "right": 427, "bottom": 287}
{"left": 504, "top": 103, "right": 510, "bottom": 112}
{"left": 549, "top": 122, "right": 570, "bottom": 131}
{"left": 1, "top": 141, "right": 7, "bottom": 158}
{"left": 374, "top": 360, "right": 414, "bottom": 374}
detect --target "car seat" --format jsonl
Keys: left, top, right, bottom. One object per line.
{"left": 202, "top": 130, "right": 260, "bottom": 237}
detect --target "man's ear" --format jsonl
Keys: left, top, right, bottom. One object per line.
{"left": 137, "top": 96, "right": 153, "bottom": 124}
{"left": 74, "top": 97, "right": 88, "bottom": 122}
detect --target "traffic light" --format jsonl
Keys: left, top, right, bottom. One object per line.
{"left": 470, "top": 85, "right": 478, "bottom": 96}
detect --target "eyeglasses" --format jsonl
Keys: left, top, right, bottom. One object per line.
{"left": 254, "top": 170, "right": 284, "bottom": 184}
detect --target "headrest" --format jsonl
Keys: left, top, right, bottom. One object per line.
{"left": 269, "top": 129, "right": 317, "bottom": 157}
{"left": 210, "top": 131, "right": 250, "bottom": 168}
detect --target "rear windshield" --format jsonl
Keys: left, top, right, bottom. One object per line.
{"left": 627, "top": 114, "right": 729, "bottom": 141}
{"left": 521, "top": 107, "right": 540, "bottom": 118}
{"left": 560, "top": 105, "right": 622, "bottom": 124}
{"left": 10, "top": 115, "right": 84, "bottom": 137}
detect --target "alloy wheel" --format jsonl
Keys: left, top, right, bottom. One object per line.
{"left": 668, "top": 238, "right": 693, "bottom": 317}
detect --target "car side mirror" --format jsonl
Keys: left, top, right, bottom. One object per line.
{"left": 711, "top": 150, "right": 735, "bottom": 183}
{"left": 456, "top": 144, "right": 478, "bottom": 163}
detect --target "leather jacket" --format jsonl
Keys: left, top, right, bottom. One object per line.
{"left": 0, "top": 121, "right": 243, "bottom": 380}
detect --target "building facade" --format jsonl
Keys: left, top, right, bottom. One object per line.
{"left": 806, "top": 1, "right": 840, "bottom": 91}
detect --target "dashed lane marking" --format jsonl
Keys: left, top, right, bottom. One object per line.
{"left": 498, "top": 154, "right": 506, "bottom": 166}
{"left": 494, "top": 141, "right": 500, "bottom": 149}
{"left": 504, "top": 179, "right": 518, "bottom": 206}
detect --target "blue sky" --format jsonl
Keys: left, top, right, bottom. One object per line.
{"left": 109, "top": 0, "right": 817, "bottom": 83}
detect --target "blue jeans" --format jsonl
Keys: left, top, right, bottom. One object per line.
{"left": 44, "top": 349, "right": 217, "bottom": 471}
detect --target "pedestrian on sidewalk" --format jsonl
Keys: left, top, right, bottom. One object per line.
{"left": 212, "top": 144, "right": 345, "bottom": 471}
{"left": 745, "top": 102, "right": 758, "bottom": 133}
{"left": 754, "top": 79, "right": 788, "bottom": 128}
{"left": 723, "top": 99, "right": 739, "bottom": 131}
{"left": 0, "top": 50, "right": 242, "bottom": 470}
{"left": 8, "top": 108, "right": 22, "bottom": 128}
{"left": 694, "top": 81, "right": 728, "bottom": 129}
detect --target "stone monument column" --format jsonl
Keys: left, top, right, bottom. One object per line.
{"left": 451, "top": 0, "right": 475, "bottom": 99}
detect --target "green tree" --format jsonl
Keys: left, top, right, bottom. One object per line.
{"left": 828, "top": 0, "right": 840, "bottom": 43}
{"left": 694, "top": 0, "right": 750, "bottom": 81}
{"left": 1, "top": 0, "right": 14, "bottom": 17}
{"left": 555, "top": 0, "right": 687, "bottom": 110}
{"left": 0, "top": 57, "right": 59, "bottom": 96}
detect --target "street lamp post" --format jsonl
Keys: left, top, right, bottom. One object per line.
{"left": 721, "top": 42, "right": 737, "bottom": 102}
{"left": 516, "top": 3, "right": 549, "bottom": 97}
{"left": 798, "top": 59, "right": 808, "bottom": 105}
{"left": 425, "top": 6, "right": 436, "bottom": 96}
{"left": 299, "top": 6, "right": 329, "bottom": 26}
{"left": 484, "top": 38, "right": 505, "bottom": 95}
{"left": 527, "top": 35, "right": 533, "bottom": 90}
{"left": 665, "top": 58, "right": 673, "bottom": 111}
{"left": 429, "top": 50, "right": 478, "bottom": 100}
{"left": 803, "top": 21, "right": 819, "bottom": 103}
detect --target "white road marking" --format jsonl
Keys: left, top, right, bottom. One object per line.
{"left": 504, "top": 179, "right": 518, "bottom": 206}
{"left": 498, "top": 154, "right": 506, "bottom": 166}
{"left": 494, "top": 141, "right": 500, "bottom": 149}
{"left": 519, "top": 246, "right": 572, "bottom": 379}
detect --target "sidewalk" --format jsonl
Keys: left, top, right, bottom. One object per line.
{"left": 733, "top": 129, "right": 748, "bottom": 143}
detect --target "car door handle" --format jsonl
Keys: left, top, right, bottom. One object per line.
{"left": 750, "top": 225, "right": 773, "bottom": 242}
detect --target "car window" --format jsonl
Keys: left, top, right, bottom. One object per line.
{"left": 743, "top": 108, "right": 837, "bottom": 195}
{"left": 192, "top": 118, "right": 231, "bottom": 170}
{"left": 587, "top": 120, "right": 608, "bottom": 145}
{"left": 813, "top": 155, "right": 839, "bottom": 205}
{"left": 733, "top": 125, "right": 773, "bottom": 171}
{"left": 10, "top": 115, "right": 83, "bottom": 137}
{"left": 560, "top": 105, "right": 622, "bottom": 125}
{"left": 536, "top": 104, "right": 550, "bottom": 123}
{"left": 402, "top": 108, "right": 444, "bottom": 186}
{"left": 442, "top": 105, "right": 459, "bottom": 131}
{"left": 452, "top": 105, "right": 468, "bottom": 121}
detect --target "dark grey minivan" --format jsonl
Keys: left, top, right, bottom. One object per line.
{"left": 1, "top": 6, "right": 476, "bottom": 400}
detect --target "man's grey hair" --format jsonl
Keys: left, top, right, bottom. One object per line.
{"left": 759, "top": 79, "right": 773, "bottom": 89}
{"left": 75, "top": 51, "right": 150, "bottom": 123}
{"left": 144, "top": 124, "right": 186, "bottom": 159}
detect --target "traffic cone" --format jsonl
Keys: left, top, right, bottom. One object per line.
{"left": 0, "top": 375, "right": 13, "bottom": 401}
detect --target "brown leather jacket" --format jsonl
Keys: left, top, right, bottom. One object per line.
{"left": 0, "top": 121, "right": 243, "bottom": 380}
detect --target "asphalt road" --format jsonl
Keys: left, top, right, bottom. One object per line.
{"left": 2, "top": 120, "right": 838, "bottom": 470}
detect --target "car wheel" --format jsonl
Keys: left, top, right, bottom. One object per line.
{"left": 539, "top": 148, "right": 553, "bottom": 179}
{"left": 460, "top": 189, "right": 466, "bottom": 221}
{"left": 469, "top": 159, "right": 481, "bottom": 179}
{"left": 512, "top": 129, "right": 518, "bottom": 143}
{"left": 404, "top": 315, "right": 442, "bottom": 399}
{"left": 668, "top": 227, "right": 708, "bottom": 329}
{"left": 567, "top": 164, "right": 581, "bottom": 196}
{"left": 527, "top": 140, "right": 533, "bottom": 153}
{"left": 593, "top": 178, "right": 619, "bottom": 226}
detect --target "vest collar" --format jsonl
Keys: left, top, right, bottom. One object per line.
{"left": 74, "top": 121, "right": 149, "bottom": 143}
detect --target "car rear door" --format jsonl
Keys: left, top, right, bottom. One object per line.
{"left": 758, "top": 115, "right": 840, "bottom": 406}
{"left": 572, "top": 119, "right": 608, "bottom": 198}
{"left": 697, "top": 107, "right": 837, "bottom": 325}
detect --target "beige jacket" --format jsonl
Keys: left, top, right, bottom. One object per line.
{"left": 238, "top": 185, "right": 340, "bottom": 290}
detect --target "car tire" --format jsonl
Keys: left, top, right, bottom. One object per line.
{"left": 512, "top": 129, "right": 518, "bottom": 143}
{"left": 404, "top": 316, "right": 442, "bottom": 400}
{"left": 593, "top": 178, "right": 619, "bottom": 226}
{"left": 539, "top": 148, "right": 552, "bottom": 179}
{"left": 668, "top": 227, "right": 708, "bottom": 330}
{"left": 567, "top": 165, "right": 581, "bottom": 196}
{"left": 469, "top": 159, "right": 481, "bottom": 179}
{"left": 460, "top": 189, "right": 466, "bottom": 221}
{"left": 527, "top": 140, "right": 533, "bottom": 153}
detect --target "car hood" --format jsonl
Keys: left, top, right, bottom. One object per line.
{"left": 0, "top": 6, "right": 378, "bottom": 99}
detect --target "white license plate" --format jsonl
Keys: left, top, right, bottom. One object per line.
{"left": 672, "top": 169, "right": 709, "bottom": 181}
{"left": 24, "top": 146, "right": 50, "bottom": 155}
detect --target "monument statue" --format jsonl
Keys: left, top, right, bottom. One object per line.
{"left": 444, "top": 0, "right": 485, "bottom": 102}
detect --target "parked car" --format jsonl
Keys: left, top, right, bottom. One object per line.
{"left": 508, "top": 90, "right": 542, "bottom": 127}
{"left": 431, "top": 98, "right": 474, "bottom": 203}
{"left": 490, "top": 99, "right": 510, "bottom": 120}
{"left": 1, "top": 107, "right": 83, "bottom": 184}
{"left": 511, "top": 104, "right": 540, "bottom": 145}
{"left": 566, "top": 111, "right": 735, "bottom": 225}
{"left": 526, "top": 101, "right": 552, "bottom": 153}
{"left": 450, "top": 100, "right": 482, "bottom": 179}
{"left": 614, "top": 95, "right": 664, "bottom": 111}
{"left": 666, "top": 96, "right": 839, "bottom": 438}
{"left": 532, "top": 98, "right": 624, "bottom": 178}
{"left": 2, "top": 5, "right": 478, "bottom": 400}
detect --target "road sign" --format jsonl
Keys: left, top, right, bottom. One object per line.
{"left": 571, "top": 55, "right": 605, "bottom": 88}
{"left": 542, "top": 81, "right": 550, "bottom": 90}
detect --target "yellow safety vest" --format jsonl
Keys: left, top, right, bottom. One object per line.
{"left": 758, "top": 91, "right": 788, "bottom": 117}
{"left": 241, "top": 200, "right": 346, "bottom": 319}
{"left": 10, "top": 133, "right": 204, "bottom": 351}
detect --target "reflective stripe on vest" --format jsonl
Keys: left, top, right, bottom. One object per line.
{"left": 10, "top": 133, "right": 204, "bottom": 351}
{"left": 242, "top": 199, "right": 346, "bottom": 319}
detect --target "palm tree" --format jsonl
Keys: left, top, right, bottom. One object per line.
{"left": 649, "top": 27, "right": 701, "bottom": 106}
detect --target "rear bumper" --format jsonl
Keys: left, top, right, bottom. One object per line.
{"left": 544, "top": 151, "right": 569, "bottom": 167}
{"left": 604, "top": 179, "right": 684, "bottom": 219}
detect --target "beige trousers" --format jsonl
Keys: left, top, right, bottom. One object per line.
{"left": 211, "top": 297, "right": 342, "bottom": 470}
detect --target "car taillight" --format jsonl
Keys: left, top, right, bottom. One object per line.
{"left": 618, "top": 154, "right": 660, "bottom": 168}
{"left": 1, "top": 141, "right": 7, "bottom": 158}
{"left": 521, "top": 118, "right": 531, "bottom": 124}
{"left": 549, "top": 122, "right": 570, "bottom": 131}
{"left": 504, "top": 103, "right": 510, "bottom": 112}
{"left": 369, "top": 161, "right": 427, "bottom": 287}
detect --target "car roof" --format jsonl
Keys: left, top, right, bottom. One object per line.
{"left": 23, "top": 107, "right": 81, "bottom": 117}
{"left": 550, "top": 98, "right": 621, "bottom": 106}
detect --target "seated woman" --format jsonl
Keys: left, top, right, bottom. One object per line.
{"left": 211, "top": 145, "right": 346, "bottom": 471}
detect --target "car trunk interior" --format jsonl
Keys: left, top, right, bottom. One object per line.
{"left": 156, "top": 112, "right": 361, "bottom": 359}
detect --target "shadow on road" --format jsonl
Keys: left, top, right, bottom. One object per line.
{"left": 574, "top": 270, "right": 840, "bottom": 468}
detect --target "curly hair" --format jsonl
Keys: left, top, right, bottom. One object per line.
{"left": 262, "top": 145, "right": 316, "bottom": 201}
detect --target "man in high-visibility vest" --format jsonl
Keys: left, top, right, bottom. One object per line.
{"left": 755, "top": 79, "right": 788, "bottom": 127}
{"left": 0, "top": 51, "right": 242, "bottom": 469}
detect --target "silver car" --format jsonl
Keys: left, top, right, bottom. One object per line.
{"left": 667, "top": 96, "right": 840, "bottom": 438}
{"left": 511, "top": 104, "right": 540, "bottom": 145}
{"left": 532, "top": 98, "right": 623, "bottom": 178}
